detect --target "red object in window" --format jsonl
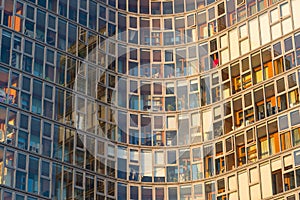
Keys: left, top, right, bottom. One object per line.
{"left": 213, "top": 59, "right": 219, "bottom": 67}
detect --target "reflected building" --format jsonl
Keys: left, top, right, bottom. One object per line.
{"left": 0, "top": 0, "right": 300, "bottom": 199}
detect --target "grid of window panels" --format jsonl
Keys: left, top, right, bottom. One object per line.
{"left": 0, "top": 0, "right": 300, "bottom": 199}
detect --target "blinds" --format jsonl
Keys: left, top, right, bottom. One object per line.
{"left": 228, "top": 176, "right": 237, "bottom": 191}
{"left": 229, "top": 29, "right": 239, "bottom": 60}
{"left": 284, "top": 155, "right": 293, "bottom": 167}
{"left": 271, "top": 23, "right": 282, "bottom": 40}
{"left": 250, "top": 184, "right": 261, "bottom": 200}
{"left": 249, "top": 19, "right": 260, "bottom": 50}
{"left": 155, "top": 151, "right": 164, "bottom": 165}
{"left": 238, "top": 172, "right": 250, "bottom": 200}
{"left": 259, "top": 13, "right": 271, "bottom": 45}
{"left": 141, "top": 151, "right": 152, "bottom": 176}
{"left": 292, "top": 0, "right": 300, "bottom": 28}
{"left": 118, "top": 147, "right": 127, "bottom": 159}
{"left": 229, "top": 192, "right": 238, "bottom": 200}
{"left": 250, "top": 168, "right": 259, "bottom": 183}
{"left": 240, "top": 39, "right": 250, "bottom": 55}
{"left": 220, "top": 35, "right": 228, "bottom": 48}
{"left": 239, "top": 25, "right": 247, "bottom": 38}
{"left": 282, "top": 18, "right": 293, "bottom": 35}
{"left": 202, "top": 110, "right": 212, "bottom": 133}
{"left": 270, "top": 9, "right": 279, "bottom": 23}
{"left": 260, "top": 163, "right": 272, "bottom": 198}
{"left": 177, "top": 80, "right": 187, "bottom": 87}
{"left": 280, "top": 3, "right": 290, "bottom": 17}
{"left": 213, "top": 107, "right": 221, "bottom": 120}
{"left": 271, "top": 159, "right": 281, "bottom": 171}
{"left": 221, "top": 49, "right": 229, "bottom": 65}
{"left": 166, "top": 82, "right": 174, "bottom": 88}
{"left": 130, "top": 150, "right": 139, "bottom": 162}
{"left": 191, "top": 113, "right": 200, "bottom": 127}
{"left": 190, "top": 79, "right": 198, "bottom": 85}
{"left": 260, "top": 140, "right": 268, "bottom": 157}
{"left": 167, "top": 116, "right": 176, "bottom": 129}
{"left": 154, "top": 167, "right": 165, "bottom": 177}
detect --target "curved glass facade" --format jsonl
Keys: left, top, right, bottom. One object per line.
{"left": 0, "top": 0, "right": 300, "bottom": 199}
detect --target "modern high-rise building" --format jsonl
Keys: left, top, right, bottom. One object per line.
{"left": 0, "top": 0, "right": 300, "bottom": 199}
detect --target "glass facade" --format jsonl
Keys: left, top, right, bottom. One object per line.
{"left": 0, "top": 0, "right": 300, "bottom": 199}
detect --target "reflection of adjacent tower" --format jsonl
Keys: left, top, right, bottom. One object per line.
{"left": 0, "top": 0, "right": 300, "bottom": 199}
{"left": 50, "top": 31, "right": 99, "bottom": 199}
{"left": 0, "top": 68, "right": 19, "bottom": 145}
{"left": 97, "top": 71, "right": 116, "bottom": 140}
{"left": 0, "top": 112, "right": 5, "bottom": 143}
{"left": 61, "top": 32, "right": 99, "bottom": 131}
{"left": 3, "top": 0, "right": 23, "bottom": 32}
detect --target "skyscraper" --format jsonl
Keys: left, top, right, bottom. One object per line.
{"left": 0, "top": 0, "right": 300, "bottom": 199}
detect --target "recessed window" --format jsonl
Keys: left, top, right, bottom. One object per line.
{"left": 290, "top": 110, "right": 300, "bottom": 126}
{"left": 284, "top": 37, "right": 293, "bottom": 52}
{"left": 273, "top": 42, "right": 282, "bottom": 57}
{"left": 151, "top": 2, "right": 161, "bottom": 15}
{"left": 294, "top": 150, "right": 300, "bottom": 166}
{"left": 174, "top": 0, "right": 184, "bottom": 13}
{"left": 163, "top": 2, "right": 173, "bottom": 14}
{"left": 279, "top": 115, "right": 289, "bottom": 130}
{"left": 129, "top": 0, "right": 138, "bottom": 12}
